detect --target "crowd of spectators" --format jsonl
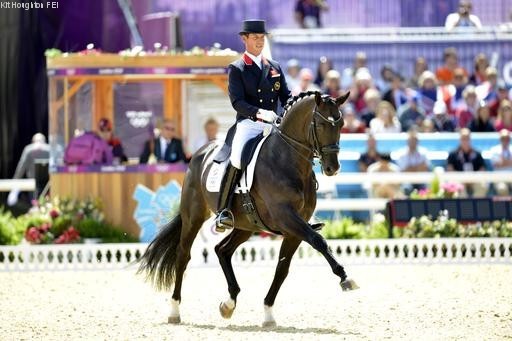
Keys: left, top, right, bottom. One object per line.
{"left": 285, "top": 48, "right": 511, "bottom": 136}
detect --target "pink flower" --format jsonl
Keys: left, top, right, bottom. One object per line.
{"left": 418, "top": 189, "right": 431, "bottom": 197}
{"left": 442, "top": 182, "right": 464, "bottom": 193}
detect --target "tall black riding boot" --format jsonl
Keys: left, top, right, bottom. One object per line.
{"left": 215, "top": 162, "right": 242, "bottom": 232}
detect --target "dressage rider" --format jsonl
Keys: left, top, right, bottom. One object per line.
{"left": 215, "top": 19, "right": 291, "bottom": 231}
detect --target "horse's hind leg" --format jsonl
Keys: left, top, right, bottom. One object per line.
{"left": 262, "top": 236, "right": 301, "bottom": 328}
{"left": 215, "top": 228, "right": 252, "bottom": 319}
{"left": 169, "top": 191, "right": 210, "bottom": 323}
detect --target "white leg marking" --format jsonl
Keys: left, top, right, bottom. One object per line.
{"left": 224, "top": 298, "right": 236, "bottom": 310}
{"left": 264, "top": 305, "right": 275, "bottom": 323}
{"left": 170, "top": 298, "right": 180, "bottom": 317}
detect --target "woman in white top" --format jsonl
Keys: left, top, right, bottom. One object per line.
{"left": 369, "top": 100, "right": 402, "bottom": 133}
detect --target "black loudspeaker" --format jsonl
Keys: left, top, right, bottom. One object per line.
{"left": 140, "top": 12, "right": 183, "bottom": 51}
{"left": 34, "top": 159, "right": 49, "bottom": 198}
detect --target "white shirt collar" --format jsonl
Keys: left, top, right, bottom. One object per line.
{"left": 245, "top": 51, "right": 262, "bottom": 69}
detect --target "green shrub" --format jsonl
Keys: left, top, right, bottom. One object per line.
{"left": 50, "top": 215, "right": 73, "bottom": 236}
{"left": 76, "top": 218, "right": 138, "bottom": 243}
{"left": 0, "top": 209, "right": 23, "bottom": 245}
{"left": 321, "top": 218, "right": 365, "bottom": 239}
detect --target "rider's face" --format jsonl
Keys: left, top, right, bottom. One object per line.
{"left": 242, "top": 34, "right": 265, "bottom": 56}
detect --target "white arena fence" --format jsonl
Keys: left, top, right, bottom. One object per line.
{"left": 0, "top": 238, "right": 510, "bottom": 271}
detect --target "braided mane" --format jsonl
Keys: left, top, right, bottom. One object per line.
{"left": 281, "top": 91, "right": 336, "bottom": 119}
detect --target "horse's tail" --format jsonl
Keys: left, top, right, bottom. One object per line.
{"left": 137, "top": 214, "right": 183, "bottom": 291}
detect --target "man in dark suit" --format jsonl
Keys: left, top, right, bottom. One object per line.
{"left": 139, "top": 119, "right": 188, "bottom": 164}
{"left": 215, "top": 19, "right": 291, "bottom": 232}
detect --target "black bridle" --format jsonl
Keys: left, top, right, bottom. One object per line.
{"left": 276, "top": 103, "right": 343, "bottom": 162}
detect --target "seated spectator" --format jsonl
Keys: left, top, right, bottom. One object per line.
{"left": 455, "top": 85, "right": 479, "bottom": 129}
{"left": 394, "top": 129, "right": 430, "bottom": 193}
{"left": 97, "top": 118, "right": 127, "bottom": 164}
{"left": 341, "top": 51, "right": 367, "bottom": 89}
{"left": 435, "top": 47, "right": 467, "bottom": 85}
{"left": 292, "top": 68, "right": 320, "bottom": 95}
{"left": 193, "top": 117, "right": 219, "bottom": 152}
{"left": 314, "top": 56, "right": 334, "bottom": 87}
{"left": 139, "top": 119, "right": 188, "bottom": 164}
{"left": 469, "top": 53, "right": 489, "bottom": 86}
{"left": 358, "top": 133, "right": 381, "bottom": 172}
{"left": 369, "top": 101, "right": 401, "bottom": 134}
{"left": 497, "top": 79, "right": 511, "bottom": 106}
{"left": 361, "top": 88, "right": 380, "bottom": 128}
{"left": 367, "top": 153, "right": 401, "bottom": 199}
{"left": 444, "top": 0, "right": 482, "bottom": 31}
{"left": 490, "top": 129, "right": 512, "bottom": 195}
{"left": 468, "top": 102, "right": 495, "bottom": 132}
{"left": 407, "top": 57, "right": 428, "bottom": 89}
{"left": 7, "top": 133, "right": 51, "bottom": 205}
{"left": 376, "top": 64, "right": 395, "bottom": 93}
{"left": 350, "top": 67, "right": 374, "bottom": 115}
{"left": 476, "top": 67, "right": 499, "bottom": 117}
{"left": 322, "top": 69, "right": 343, "bottom": 98}
{"left": 420, "top": 118, "right": 436, "bottom": 133}
{"left": 285, "top": 59, "right": 301, "bottom": 91}
{"left": 294, "top": 0, "right": 329, "bottom": 28}
{"left": 418, "top": 70, "right": 440, "bottom": 115}
{"left": 398, "top": 95, "right": 425, "bottom": 132}
{"left": 432, "top": 101, "right": 456, "bottom": 132}
{"left": 495, "top": 99, "right": 512, "bottom": 131}
{"left": 448, "top": 67, "right": 469, "bottom": 112}
{"left": 382, "top": 72, "right": 408, "bottom": 110}
{"left": 446, "top": 128, "right": 487, "bottom": 197}
{"left": 395, "top": 130, "right": 430, "bottom": 172}
{"left": 340, "top": 104, "right": 365, "bottom": 134}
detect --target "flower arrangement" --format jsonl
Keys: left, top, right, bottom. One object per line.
{"left": 1, "top": 196, "right": 137, "bottom": 245}
{"left": 409, "top": 167, "right": 464, "bottom": 199}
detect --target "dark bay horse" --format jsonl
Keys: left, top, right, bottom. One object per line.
{"left": 138, "top": 91, "right": 358, "bottom": 327}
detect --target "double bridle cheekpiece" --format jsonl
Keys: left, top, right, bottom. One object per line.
{"left": 276, "top": 103, "right": 343, "bottom": 163}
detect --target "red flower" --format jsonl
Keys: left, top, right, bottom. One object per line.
{"left": 54, "top": 226, "right": 80, "bottom": 244}
{"left": 25, "top": 227, "right": 41, "bottom": 244}
{"left": 49, "top": 209, "right": 60, "bottom": 219}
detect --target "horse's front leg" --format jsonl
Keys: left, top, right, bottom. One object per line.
{"left": 262, "top": 236, "right": 301, "bottom": 328}
{"left": 214, "top": 229, "right": 252, "bottom": 319}
{"left": 276, "top": 206, "right": 359, "bottom": 291}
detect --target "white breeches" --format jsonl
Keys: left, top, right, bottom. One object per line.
{"left": 230, "top": 119, "right": 271, "bottom": 169}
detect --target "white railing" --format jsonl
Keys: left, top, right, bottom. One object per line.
{"left": 1, "top": 238, "right": 510, "bottom": 271}
{"left": 0, "top": 179, "right": 35, "bottom": 192}
{"left": 270, "top": 26, "right": 512, "bottom": 43}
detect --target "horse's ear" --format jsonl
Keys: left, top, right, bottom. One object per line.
{"left": 315, "top": 92, "right": 322, "bottom": 106}
{"left": 336, "top": 92, "right": 350, "bottom": 107}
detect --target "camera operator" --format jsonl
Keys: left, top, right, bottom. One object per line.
{"left": 445, "top": 0, "right": 482, "bottom": 31}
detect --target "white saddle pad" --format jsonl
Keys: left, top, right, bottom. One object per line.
{"left": 205, "top": 134, "right": 270, "bottom": 193}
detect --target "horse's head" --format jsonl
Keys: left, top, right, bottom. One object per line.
{"left": 311, "top": 91, "right": 349, "bottom": 176}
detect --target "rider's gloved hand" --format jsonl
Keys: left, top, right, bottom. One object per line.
{"left": 256, "top": 109, "right": 278, "bottom": 123}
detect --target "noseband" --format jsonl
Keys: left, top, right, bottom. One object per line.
{"left": 310, "top": 106, "right": 343, "bottom": 158}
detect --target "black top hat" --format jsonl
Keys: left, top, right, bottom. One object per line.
{"left": 239, "top": 20, "right": 268, "bottom": 35}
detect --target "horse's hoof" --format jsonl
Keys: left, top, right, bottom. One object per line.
{"left": 262, "top": 320, "right": 277, "bottom": 328}
{"left": 219, "top": 302, "right": 235, "bottom": 319}
{"left": 340, "top": 278, "right": 359, "bottom": 291}
{"left": 168, "top": 315, "right": 181, "bottom": 324}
